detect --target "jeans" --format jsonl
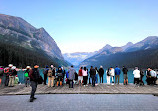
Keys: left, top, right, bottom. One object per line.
{"left": 99, "top": 75, "right": 103, "bottom": 83}
{"left": 25, "top": 77, "right": 30, "bottom": 86}
{"left": 115, "top": 75, "right": 120, "bottom": 84}
{"left": 92, "top": 75, "right": 95, "bottom": 87}
{"left": 69, "top": 79, "right": 73, "bottom": 88}
{"left": 44, "top": 74, "right": 47, "bottom": 85}
{"left": 5, "top": 76, "right": 9, "bottom": 86}
{"left": 30, "top": 81, "right": 37, "bottom": 99}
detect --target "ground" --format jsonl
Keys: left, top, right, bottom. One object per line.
{"left": 0, "top": 94, "right": 158, "bottom": 111}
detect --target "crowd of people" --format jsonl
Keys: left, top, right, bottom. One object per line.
{"left": 0, "top": 64, "right": 158, "bottom": 102}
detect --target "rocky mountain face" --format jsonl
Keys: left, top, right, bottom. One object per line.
{"left": 0, "top": 14, "right": 67, "bottom": 67}
{"left": 63, "top": 52, "right": 97, "bottom": 66}
{"left": 80, "top": 36, "right": 158, "bottom": 68}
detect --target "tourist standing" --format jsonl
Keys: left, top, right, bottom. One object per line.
{"left": 78, "top": 67, "right": 83, "bottom": 86}
{"left": 150, "top": 68, "right": 157, "bottom": 85}
{"left": 4, "top": 64, "right": 13, "bottom": 86}
{"left": 82, "top": 67, "right": 88, "bottom": 86}
{"left": 0, "top": 66, "right": 4, "bottom": 86}
{"left": 146, "top": 68, "right": 151, "bottom": 85}
{"left": 57, "top": 67, "right": 63, "bottom": 86}
{"left": 133, "top": 67, "right": 140, "bottom": 86}
{"left": 47, "top": 67, "right": 53, "bottom": 87}
{"left": 68, "top": 65, "right": 76, "bottom": 88}
{"left": 52, "top": 67, "right": 56, "bottom": 87}
{"left": 98, "top": 66, "right": 104, "bottom": 83}
{"left": 90, "top": 66, "right": 96, "bottom": 87}
{"left": 8, "top": 66, "right": 17, "bottom": 87}
{"left": 115, "top": 66, "right": 121, "bottom": 85}
{"left": 122, "top": 66, "right": 128, "bottom": 85}
{"left": 25, "top": 66, "right": 31, "bottom": 87}
{"left": 106, "top": 68, "right": 111, "bottom": 85}
{"left": 109, "top": 67, "right": 115, "bottom": 85}
{"left": 43, "top": 65, "right": 49, "bottom": 85}
{"left": 29, "top": 65, "right": 40, "bottom": 102}
{"left": 95, "top": 67, "right": 98, "bottom": 85}
{"left": 140, "top": 69, "right": 144, "bottom": 85}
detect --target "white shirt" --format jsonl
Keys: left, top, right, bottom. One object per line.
{"left": 82, "top": 70, "right": 87, "bottom": 76}
{"left": 110, "top": 68, "right": 115, "bottom": 76}
{"left": 133, "top": 69, "right": 140, "bottom": 78}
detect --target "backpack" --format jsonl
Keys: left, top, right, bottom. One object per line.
{"left": 47, "top": 69, "right": 52, "bottom": 77}
{"left": 25, "top": 72, "right": 29, "bottom": 77}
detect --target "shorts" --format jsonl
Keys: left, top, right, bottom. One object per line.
{"left": 124, "top": 74, "right": 128, "bottom": 79}
{"left": 78, "top": 76, "right": 83, "bottom": 81}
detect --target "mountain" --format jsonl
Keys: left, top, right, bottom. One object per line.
{"left": 80, "top": 36, "right": 158, "bottom": 68}
{"left": 63, "top": 52, "right": 97, "bottom": 66}
{"left": 0, "top": 14, "right": 68, "bottom": 67}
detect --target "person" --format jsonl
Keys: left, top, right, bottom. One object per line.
{"left": 115, "top": 66, "right": 121, "bottom": 85}
{"left": 47, "top": 67, "right": 53, "bottom": 87}
{"left": 122, "top": 66, "right": 128, "bottom": 85}
{"left": 43, "top": 65, "right": 49, "bottom": 85}
{"left": 68, "top": 65, "right": 76, "bottom": 88}
{"left": 65, "top": 70, "right": 69, "bottom": 85}
{"left": 25, "top": 66, "right": 31, "bottom": 87}
{"left": 133, "top": 67, "right": 140, "bottom": 86}
{"left": 14, "top": 75, "right": 19, "bottom": 84}
{"left": 4, "top": 64, "right": 13, "bottom": 86}
{"left": 95, "top": 67, "right": 98, "bottom": 85}
{"left": 82, "top": 67, "right": 88, "bottom": 86}
{"left": 150, "top": 68, "right": 157, "bottom": 85}
{"left": 29, "top": 65, "right": 40, "bottom": 102}
{"left": 109, "top": 67, "right": 115, "bottom": 85}
{"left": 8, "top": 66, "right": 17, "bottom": 87}
{"left": 90, "top": 66, "right": 96, "bottom": 87}
{"left": 106, "top": 68, "right": 111, "bottom": 85}
{"left": 52, "top": 67, "right": 56, "bottom": 87}
{"left": 61, "top": 67, "right": 66, "bottom": 85}
{"left": 0, "top": 66, "right": 4, "bottom": 86}
{"left": 146, "top": 68, "right": 151, "bottom": 85}
{"left": 74, "top": 72, "right": 78, "bottom": 84}
{"left": 56, "top": 67, "right": 63, "bottom": 86}
{"left": 98, "top": 66, "right": 104, "bottom": 83}
{"left": 78, "top": 67, "right": 83, "bottom": 86}
{"left": 140, "top": 69, "right": 144, "bottom": 85}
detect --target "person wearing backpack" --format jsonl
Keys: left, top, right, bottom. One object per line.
{"left": 29, "top": 65, "right": 40, "bottom": 102}
{"left": 47, "top": 67, "right": 53, "bottom": 87}
{"left": 43, "top": 65, "right": 49, "bottom": 85}
{"left": 25, "top": 66, "right": 31, "bottom": 87}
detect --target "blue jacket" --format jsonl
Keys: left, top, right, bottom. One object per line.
{"left": 115, "top": 67, "right": 121, "bottom": 75}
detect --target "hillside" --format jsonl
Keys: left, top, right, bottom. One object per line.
{"left": 0, "top": 14, "right": 68, "bottom": 68}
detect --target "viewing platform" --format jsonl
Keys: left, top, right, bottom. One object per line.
{"left": 0, "top": 84, "right": 158, "bottom": 95}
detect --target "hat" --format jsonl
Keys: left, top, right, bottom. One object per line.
{"left": 12, "top": 66, "right": 16, "bottom": 69}
{"left": 16, "top": 75, "right": 18, "bottom": 77}
{"left": 100, "top": 66, "right": 103, "bottom": 68}
{"left": 51, "top": 65, "right": 54, "bottom": 68}
{"left": 26, "top": 66, "right": 31, "bottom": 69}
{"left": 34, "top": 65, "right": 39, "bottom": 68}
{"left": 8, "top": 64, "right": 13, "bottom": 67}
{"left": 46, "top": 65, "right": 49, "bottom": 68}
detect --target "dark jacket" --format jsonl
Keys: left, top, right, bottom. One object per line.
{"left": 12, "top": 69, "right": 17, "bottom": 76}
{"left": 90, "top": 68, "right": 96, "bottom": 76}
{"left": 29, "top": 68, "right": 40, "bottom": 82}
{"left": 98, "top": 68, "right": 104, "bottom": 76}
{"left": 122, "top": 67, "right": 128, "bottom": 74}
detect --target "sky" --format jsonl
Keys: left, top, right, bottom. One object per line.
{"left": 0, "top": 0, "right": 158, "bottom": 53}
